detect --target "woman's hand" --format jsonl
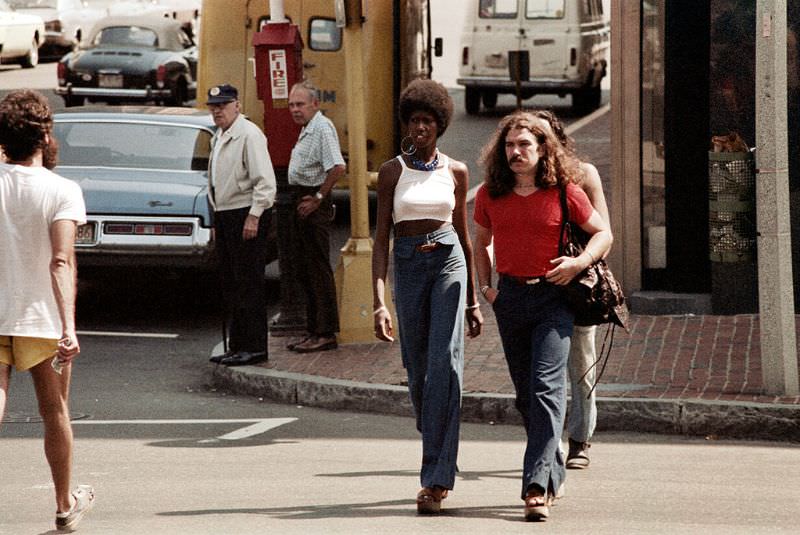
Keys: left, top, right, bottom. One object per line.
{"left": 374, "top": 307, "right": 394, "bottom": 342}
{"left": 466, "top": 307, "right": 483, "bottom": 338}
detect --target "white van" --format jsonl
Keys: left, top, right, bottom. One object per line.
{"left": 457, "top": 0, "right": 609, "bottom": 114}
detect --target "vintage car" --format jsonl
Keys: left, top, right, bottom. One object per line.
{"left": 52, "top": 107, "right": 276, "bottom": 271}
{"left": 0, "top": 0, "right": 44, "bottom": 68}
{"left": 55, "top": 15, "right": 197, "bottom": 107}
{"left": 8, "top": 0, "right": 105, "bottom": 59}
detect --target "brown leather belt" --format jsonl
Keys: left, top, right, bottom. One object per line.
{"left": 502, "top": 274, "right": 546, "bottom": 286}
{"left": 416, "top": 242, "right": 443, "bottom": 253}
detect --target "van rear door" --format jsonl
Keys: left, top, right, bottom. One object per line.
{"left": 464, "top": 0, "right": 522, "bottom": 79}
{"left": 520, "top": 0, "right": 572, "bottom": 81}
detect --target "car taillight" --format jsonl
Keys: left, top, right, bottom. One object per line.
{"left": 57, "top": 62, "right": 67, "bottom": 82}
{"left": 156, "top": 65, "right": 166, "bottom": 88}
{"left": 462, "top": 46, "right": 469, "bottom": 66}
{"left": 570, "top": 47, "right": 577, "bottom": 66}
{"left": 104, "top": 222, "right": 193, "bottom": 236}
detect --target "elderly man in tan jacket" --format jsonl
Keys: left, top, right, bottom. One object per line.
{"left": 206, "top": 83, "right": 277, "bottom": 366}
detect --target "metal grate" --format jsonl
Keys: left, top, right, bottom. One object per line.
{"left": 708, "top": 151, "right": 756, "bottom": 262}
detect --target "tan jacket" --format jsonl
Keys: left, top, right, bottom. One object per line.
{"left": 208, "top": 113, "right": 276, "bottom": 218}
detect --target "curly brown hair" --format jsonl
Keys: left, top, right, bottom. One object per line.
{"left": 531, "top": 109, "right": 575, "bottom": 153}
{"left": 0, "top": 90, "right": 53, "bottom": 163}
{"left": 398, "top": 78, "right": 453, "bottom": 137}
{"left": 479, "top": 110, "right": 581, "bottom": 198}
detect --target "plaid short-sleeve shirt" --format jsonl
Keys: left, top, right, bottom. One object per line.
{"left": 288, "top": 111, "right": 345, "bottom": 187}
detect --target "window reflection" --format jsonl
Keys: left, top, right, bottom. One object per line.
{"left": 641, "top": 0, "right": 665, "bottom": 269}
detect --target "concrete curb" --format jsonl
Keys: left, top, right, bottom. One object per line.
{"left": 206, "top": 364, "right": 800, "bottom": 442}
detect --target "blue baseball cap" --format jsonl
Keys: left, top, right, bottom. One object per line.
{"left": 206, "top": 84, "right": 238, "bottom": 104}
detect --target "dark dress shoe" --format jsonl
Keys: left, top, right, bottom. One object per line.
{"left": 293, "top": 337, "right": 337, "bottom": 354}
{"left": 220, "top": 351, "right": 268, "bottom": 366}
{"left": 209, "top": 350, "right": 234, "bottom": 364}
{"left": 286, "top": 337, "right": 310, "bottom": 351}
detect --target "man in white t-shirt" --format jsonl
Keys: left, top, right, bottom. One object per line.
{"left": 0, "top": 90, "right": 95, "bottom": 532}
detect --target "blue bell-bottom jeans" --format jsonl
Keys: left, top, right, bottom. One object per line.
{"left": 393, "top": 225, "right": 466, "bottom": 491}
{"left": 493, "top": 275, "right": 574, "bottom": 499}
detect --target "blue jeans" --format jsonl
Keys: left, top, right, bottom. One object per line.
{"left": 567, "top": 325, "right": 597, "bottom": 443}
{"left": 393, "top": 226, "right": 466, "bottom": 490}
{"left": 493, "top": 276, "right": 573, "bottom": 499}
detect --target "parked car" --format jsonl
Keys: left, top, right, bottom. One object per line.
{"left": 8, "top": 0, "right": 105, "bottom": 59}
{"left": 55, "top": 15, "right": 197, "bottom": 107}
{"left": 0, "top": 0, "right": 44, "bottom": 68}
{"left": 53, "top": 107, "right": 276, "bottom": 271}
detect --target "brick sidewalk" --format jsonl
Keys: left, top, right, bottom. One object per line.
{"left": 258, "top": 311, "right": 800, "bottom": 406}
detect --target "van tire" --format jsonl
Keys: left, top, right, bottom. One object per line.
{"left": 19, "top": 38, "right": 39, "bottom": 69}
{"left": 482, "top": 91, "right": 498, "bottom": 109}
{"left": 465, "top": 87, "right": 481, "bottom": 115}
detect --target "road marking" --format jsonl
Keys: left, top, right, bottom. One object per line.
{"left": 77, "top": 330, "right": 179, "bottom": 339}
{"left": 71, "top": 418, "right": 298, "bottom": 442}
{"left": 209, "top": 418, "right": 297, "bottom": 441}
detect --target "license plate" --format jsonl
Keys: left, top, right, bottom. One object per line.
{"left": 98, "top": 74, "right": 123, "bottom": 88}
{"left": 75, "top": 222, "right": 97, "bottom": 245}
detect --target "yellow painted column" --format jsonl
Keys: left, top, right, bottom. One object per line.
{"left": 334, "top": 0, "right": 376, "bottom": 343}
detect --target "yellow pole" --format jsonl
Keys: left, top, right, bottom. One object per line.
{"left": 334, "top": 0, "right": 375, "bottom": 343}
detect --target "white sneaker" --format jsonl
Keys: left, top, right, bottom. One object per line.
{"left": 55, "top": 485, "right": 95, "bottom": 532}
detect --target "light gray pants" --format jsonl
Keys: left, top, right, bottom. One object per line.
{"left": 566, "top": 325, "right": 597, "bottom": 443}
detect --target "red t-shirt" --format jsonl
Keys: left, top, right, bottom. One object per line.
{"left": 473, "top": 183, "right": 593, "bottom": 277}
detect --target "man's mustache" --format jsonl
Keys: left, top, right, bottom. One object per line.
{"left": 509, "top": 155, "right": 523, "bottom": 163}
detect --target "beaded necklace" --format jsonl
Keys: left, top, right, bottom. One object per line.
{"left": 409, "top": 150, "right": 439, "bottom": 172}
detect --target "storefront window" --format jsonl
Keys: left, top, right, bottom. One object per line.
{"left": 641, "top": 0, "right": 665, "bottom": 270}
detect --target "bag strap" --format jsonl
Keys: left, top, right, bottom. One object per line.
{"left": 558, "top": 184, "right": 570, "bottom": 257}
{"left": 579, "top": 323, "right": 617, "bottom": 397}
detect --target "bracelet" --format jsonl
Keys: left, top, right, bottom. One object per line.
{"left": 480, "top": 285, "right": 491, "bottom": 296}
{"left": 466, "top": 303, "right": 480, "bottom": 310}
{"left": 373, "top": 306, "right": 388, "bottom": 316}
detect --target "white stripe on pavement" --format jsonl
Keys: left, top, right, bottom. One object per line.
{"left": 76, "top": 330, "right": 179, "bottom": 339}
{"left": 72, "top": 418, "right": 299, "bottom": 442}
{"left": 214, "top": 418, "right": 298, "bottom": 441}
{"left": 71, "top": 418, "right": 295, "bottom": 425}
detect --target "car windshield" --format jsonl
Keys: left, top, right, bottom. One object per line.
{"left": 54, "top": 121, "right": 212, "bottom": 171}
{"left": 94, "top": 26, "right": 159, "bottom": 47}
{"left": 8, "top": 0, "right": 57, "bottom": 8}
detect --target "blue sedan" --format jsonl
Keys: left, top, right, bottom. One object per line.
{"left": 53, "top": 107, "right": 276, "bottom": 271}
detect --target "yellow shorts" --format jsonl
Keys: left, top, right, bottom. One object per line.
{"left": 0, "top": 335, "right": 58, "bottom": 372}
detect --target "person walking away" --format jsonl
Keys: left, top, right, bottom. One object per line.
{"left": 533, "top": 109, "right": 610, "bottom": 469}
{"left": 285, "top": 81, "right": 346, "bottom": 353}
{"left": 372, "top": 79, "right": 483, "bottom": 514}
{"left": 473, "top": 111, "right": 612, "bottom": 520}
{"left": 0, "top": 89, "right": 95, "bottom": 531}
{"left": 206, "top": 84, "right": 277, "bottom": 366}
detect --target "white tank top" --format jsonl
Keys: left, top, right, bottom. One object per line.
{"left": 392, "top": 154, "right": 456, "bottom": 223}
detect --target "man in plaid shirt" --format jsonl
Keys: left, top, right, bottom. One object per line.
{"left": 286, "top": 81, "right": 346, "bottom": 353}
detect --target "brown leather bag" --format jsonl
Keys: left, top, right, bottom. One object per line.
{"left": 558, "top": 185, "right": 629, "bottom": 332}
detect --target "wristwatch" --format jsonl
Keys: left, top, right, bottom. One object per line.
{"left": 314, "top": 191, "right": 324, "bottom": 201}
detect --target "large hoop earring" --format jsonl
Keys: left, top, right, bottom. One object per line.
{"left": 400, "top": 135, "right": 416, "bottom": 156}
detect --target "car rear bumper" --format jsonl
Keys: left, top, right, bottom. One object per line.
{"left": 56, "top": 84, "right": 172, "bottom": 99}
{"left": 75, "top": 214, "right": 215, "bottom": 269}
{"left": 456, "top": 77, "right": 584, "bottom": 93}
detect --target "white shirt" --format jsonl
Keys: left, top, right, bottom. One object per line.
{"left": 0, "top": 164, "right": 86, "bottom": 338}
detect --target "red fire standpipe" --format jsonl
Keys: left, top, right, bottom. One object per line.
{"left": 253, "top": 9, "right": 306, "bottom": 332}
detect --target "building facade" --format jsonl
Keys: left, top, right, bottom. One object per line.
{"left": 610, "top": 0, "right": 800, "bottom": 313}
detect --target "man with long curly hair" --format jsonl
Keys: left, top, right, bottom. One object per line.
{"left": 0, "top": 89, "right": 95, "bottom": 531}
{"left": 473, "top": 110, "right": 611, "bottom": 521}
